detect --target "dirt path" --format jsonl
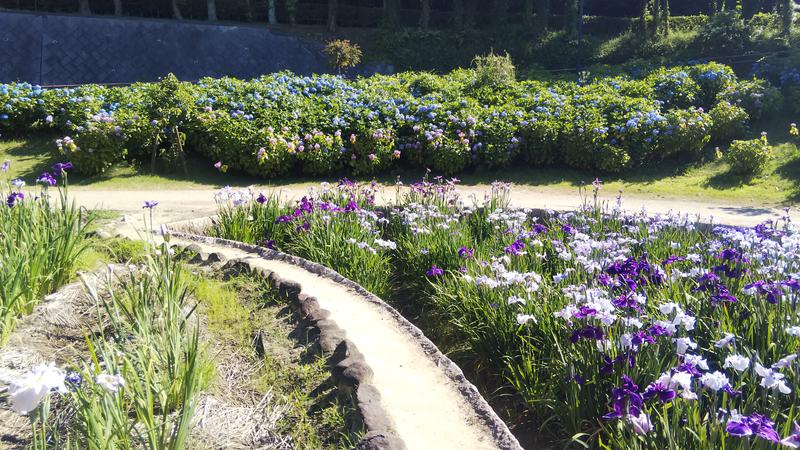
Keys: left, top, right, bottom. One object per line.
{"left": 70, "top": 185, "right": 783, "bottom": 228}
{"left": 162, "top": 233, "right": 515, "bottom": 449}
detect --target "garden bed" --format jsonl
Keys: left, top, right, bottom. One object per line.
{"left": 0, "top": 241, "right": 364, "bottom": 448}
{"left": 202, "top": 178, "right": 800, "bottom": 449}
{"left": 1, "top": 60, "right": 791, "bottom": 179}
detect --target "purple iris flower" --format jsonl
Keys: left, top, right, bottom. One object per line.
{"left": 726, "top": 413, "right": 780, "bottom": 443}
{"left": 643, "top": 382, "right": 676, "bottom": 404}
{"left": 344, "top": 200, "right": 360, "bottom": 212}
{"left": 142, "top": 200, "right": 159, "bottom": 209}
{"left": 0, "top": 160, "right": 9, "bottom": 172}
{"left": 52, "top": 162, "right": 73, "bottom": 176}
{"left": 6, "top": 192, "right": 24, "bottom": 207}
{"left": 603, "top": 375, "right": 643, "bottom": 420}
{"left": 256, "top": 193, "right": 267, "bottom": 204}
{"left": 562, "top": 223, "right": 576, "bottom": 235}
{"left": 275, "top": 215, "right": 293, "bottom": 223}
{"left": 36, "top": 172, "right": 57, "bottom": 186}
{"left": 662, "top": 255, "right": 686, "bottom": 266}
{"left": 426, "top": 265, "right": 444, "bottom": 277}
{"left": 648, "top": 324, "right": 672, "bottom": 337}
{"left": 570, "top": 325, "right": 603, "bottom": 343}
{"left": 458, "top": 246, "right": 474, "bottom": 258}
{"left": 262, "top": 239, "right": 276, "bottom": 249}
{"left": 295, "top": 221, "right": 310, "bottom": 232}
{"left": 531, "top": 223, "right": 547, "bottom": 235}
{"left": 504, "top": 240, "right": 526, "bottom": 256}
{"left": 573, "top": 306, "right": 597, "bottom": 319}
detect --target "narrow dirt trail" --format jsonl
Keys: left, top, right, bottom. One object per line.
{"left": 70, "top": 185, "right": 783, "bottom": 228}
{"left": 163, "top": 234, "right": 514, "bottom": 449}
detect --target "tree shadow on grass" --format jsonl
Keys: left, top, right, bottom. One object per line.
{"left": 774, "top": 151, "right": 800, "bottom": 203}
{"left": 703, "top": 169, "right": 754, "bottom": 190}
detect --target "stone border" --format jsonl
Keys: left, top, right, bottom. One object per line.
{"left": 180, "top": 242, "right": 404, "bottom": 450}
{"left": 165, "top": 218, "right": 524, "bottom": 450}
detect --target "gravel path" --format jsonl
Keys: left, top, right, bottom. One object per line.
{"left": 70, "top": 185, "right": 783, "bottom": 228}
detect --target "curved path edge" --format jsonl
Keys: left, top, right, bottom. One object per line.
{"left": 164, "top": 218, "right": 524, "bottom": 450}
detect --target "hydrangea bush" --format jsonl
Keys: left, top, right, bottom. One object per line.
{"left": 0, "top": 62, "right": 787, "bottom": 176}
{"left": 214, "top": 178, "right": 800, "bottom": 448}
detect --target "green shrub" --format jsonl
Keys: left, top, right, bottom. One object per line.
{"left": 698, "top": 11, "right": 752, "bottom": 55}
{"left": 719, "top": 78, "right": 781, "bottom": 120}
{"left": 471, "top": 52, "right": 516, "bottom": 89}
{"left": 709, "top": 100, "right": 748, "bottom": 142}
{"left": 726, "top": 134, "right": 772, "bottom": 175}
{"left": 324, "top": 39, "right": 363, "bottom": 74}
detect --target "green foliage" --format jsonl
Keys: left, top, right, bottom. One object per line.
{"left": 726, "top": 134, "right": 772, "bottom": 175}
{"left": 0, "top": 62, "right": 783, "bottom": 176}
{"left": 709, "top": 100, "right": 748, "bottom": 142}
{"left": 323, "top": 39, "right": 363, "bottom": 74}
{"left": 0, "top": 177, "right": 92, "bottom": 343}
{"left": 471, "top": 52, "right": 516, "bottom": 89}
{"left": 698, "top": 11, "right": 752, "bottom": 54}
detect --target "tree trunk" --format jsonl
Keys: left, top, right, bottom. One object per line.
{"left": 780, "top": 0, "right": 793, "bottom": 37}
{"left": 639, "top": 0, "right": 648, "bottom": 35}
{"left": 522, "top": 0, "right": 533, "bottom": 28}
{"left": 492, "top": 0, "right": 509, "bottom": 27}
{"left": 420, "top": 0, "right": 430, "bottom": 30}
{"left": 207, "top": 0, "right": 217, "bottom": 21}
{"left": 267, "top": 0, "right": 276, "bottom": 24}
{"left": 382, "top": 0, "right": 400, "bottom": 28}
{"left": 77, "top": 0, "right": 90, "bottom": 14}
{"left": 171, "top": 0, "right": 182, "bottom": 20}
{"left": 113, "top": 0, "right": 122, "bottom": 16}
{"left": 741, "top": 0, "right": 756, "bottom": 18}
{"left": 327, "top": 0, "right": 337, "bottom": 32}
{"left": 452, "top": 0, "right": 464, "bottom": 28}
{"left": 660, "top": 0, "right": 669, "bottom": 35}
{"left": 651, "top": 0, "right": 660, "bottom": 37}
{"left": 464, "top": 0, "right": 476, "bottom": 28}
{"left": 565, "top": 0, "right": 578, "bottom": 36}
{"left": 533, "top": 0, "right": 549, "bottom": 33}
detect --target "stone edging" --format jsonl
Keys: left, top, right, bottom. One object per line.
{"left": 175, "top": 240, "right": 404, "bottom": 450}
{"left": 164, "top": 219, "right": 524, "bottom": 450}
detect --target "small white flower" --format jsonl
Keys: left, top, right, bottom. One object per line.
{"left": 11, "top": 179, "right": 25, "bottom": 188}
{"left": 659, "top": 302, "right": 680, "bottom": 315}
{"left": 627, "top": 411, "right": 653, "bottom": 435}
{"left": 516, "top": 313, "right": 537, "bottom": 325}
{"left": 507, "top": 295, "right": 526, "bottom": 305}
{"left": 674, "top": 337, "right": 697, "bottom": 355}
{"left": 755, "top": 363, "right": 792, "bottom": 394}
{"left": 772, "top": 354, "right": 798, "bottom": 370}
{"left": 95, "top": 373, "right": 126, "bottom": 393}
{"left": 7, "top": 363, "right": 67, "bottom": 415}
{"left": 684, "top": 354, "right": 709, "bottom": 371}
{"left": 714, "top": 333, "right": 736, "bottom": 348}
{"left": 700, "top": 371, "right": 730, "bottom": 391}
{"left": 787, "top": 326, "right": 800, "bottom": 337}
{"left": 723, "top": 354, "right": 750, "bottom": 372}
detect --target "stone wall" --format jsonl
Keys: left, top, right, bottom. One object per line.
{"left": 0, "top": 10, "right": 331, "bottom": 85}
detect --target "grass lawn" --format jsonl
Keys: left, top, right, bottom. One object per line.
{"left": 2, "top": 128, "right": 798, "bottom": 206}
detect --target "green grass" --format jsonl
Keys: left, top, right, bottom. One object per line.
{"left": 190, "top": 273, "right": 362, "bottom": 449}
{"left": 3, "top": 127, "right": 799, "bottom": 206}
